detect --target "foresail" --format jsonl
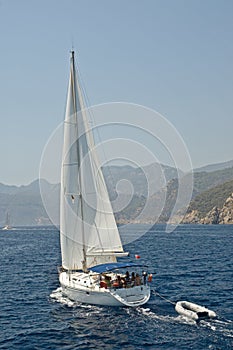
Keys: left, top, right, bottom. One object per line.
{"left": 85, "top": 152, "right": 124, "bottom": 268}
{"left": 60, "top": 52, "right": 124, "bottom": 270}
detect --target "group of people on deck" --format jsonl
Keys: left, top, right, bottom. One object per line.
{"left": 99, "top": 271, "right": 149, "bottom": 289}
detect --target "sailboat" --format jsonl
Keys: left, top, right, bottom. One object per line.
{"left": 59, "top": 51, "right": 151, "bottom": 307}
{"left": 2, "top": 212, "right": 12, "bottom": 230}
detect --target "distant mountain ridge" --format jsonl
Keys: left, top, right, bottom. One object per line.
{"left": 0, "top": 179, "right": 51, "bottom": 226}
{"left": 1, "top": 160, "right": 233, "bottom": 226}
{"left": 194, "top": 159, "right": 233, "bottom": 173}
{"left": 192, "top": 166, "right": 233, "bottom": 195}
{"left": 1, "top": 163, "right": 180, "bottom": 226}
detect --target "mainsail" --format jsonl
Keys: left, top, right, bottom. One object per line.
{"left": 60, "top": 52, "right": 124, "bottom": 271}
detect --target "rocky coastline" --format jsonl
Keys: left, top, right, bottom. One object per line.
{"left": 182, "top": 193, "right": 233, "bottom": 225}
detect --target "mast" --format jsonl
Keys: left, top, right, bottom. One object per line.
{"left": 6, "top": 212, "right": 9, "bottom": 226}
{"left": 71, "top": 51, "right": 87, "bottom": 272}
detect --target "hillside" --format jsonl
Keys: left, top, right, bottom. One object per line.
{"left": 183, "top": 179, "right": 233, "bottom": 224}
{"left": 154, "top": 167, "right": 233, "bottom": 223}
{"left": 193, "top": 167, "right": 233, "bottom": 194}
{"left": 188, "top": 179, "right": 233, "bottom": 216}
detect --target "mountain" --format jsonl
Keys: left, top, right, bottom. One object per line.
{"left": 0, "top": 163, "right": 181, "bottom": 226}
{"left": 151, "top": 166, "right": 233, "bottom": 223}
{"left": 192, "top": 166, "right": 233, "bottom": 195}
{"left": 182, "top": 179, "right": 233, "bottom": 224}
{"left": 194, "top": 159, "right": 233, "bottom": 173}
{"left": 0, "top": 179, "right": 54, "bottom": 226}
{"left": 1, "top": 161, "right": 233, "bottom": 226}
{"left": 103, "top": 163, "right": 182, "bottom": 197}
{"left": 0, "top": 183, "right": 19, "bottom": 194}
{"left": 189, "top": 179, "right": 233, "bottom": 217}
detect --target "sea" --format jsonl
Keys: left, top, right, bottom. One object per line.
{"left": 0, "top": 224, "right": 232, "bottom": 350}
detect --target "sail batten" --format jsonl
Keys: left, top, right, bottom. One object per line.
{"left": 60, "top": 52, "right": 124, "bottom": 270}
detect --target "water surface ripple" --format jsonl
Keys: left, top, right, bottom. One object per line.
{"left": 0, "top": 225, "right": 232, "bottom": 349}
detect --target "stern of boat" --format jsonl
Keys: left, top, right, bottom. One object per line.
{"left": 109, "top": 285, "right": 150, "bottom": 307}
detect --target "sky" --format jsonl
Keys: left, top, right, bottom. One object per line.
{"left": 0, "top": 0, "right": 233, "bottom": 185}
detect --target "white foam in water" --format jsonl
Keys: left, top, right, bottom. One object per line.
{"left": 134, "top": 307, "right": 190, "bottom": 324}
{"left": 50, "top": 287, "right": 103, "bottom": 312}
{"left": 137, "top": 306, "right": 233, "bottom": 338}
{"left": 200, "top": 320, "right": 216, "bottom": 331}
{"left": 176, "top": 315, "right": 197, "bottom": 325}
{"left": 50, "top": 287, "right": 75, "bottom": 307}
{"left": 205, "top": 319, "right": 233, "bottom": 338}
{"left": 50, "top": 290, "right": 233, "bottom": 337}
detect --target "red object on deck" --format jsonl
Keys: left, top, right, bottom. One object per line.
{"left": 100, "top": 281, "right": 107, "bottom": 289}
{"left": 148, "top": 274, "right": 153, "bottom": 282}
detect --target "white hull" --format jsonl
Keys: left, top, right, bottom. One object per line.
{"left": 59, "top": 271, "right": 150, "bottom": 307}
{"left": 2, "top": 225, "right": 12, "bottom": 231}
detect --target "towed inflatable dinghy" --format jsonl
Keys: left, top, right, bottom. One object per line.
{"left": 175, "top": 301, "right": 216, "bottom": 321}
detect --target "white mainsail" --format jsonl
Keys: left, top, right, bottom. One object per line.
{"left": 60, "top": 52, "right": 124, "bottom": 271}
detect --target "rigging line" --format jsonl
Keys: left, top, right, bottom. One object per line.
{"left": 76, "top": 62, "right": 118, "bottom": 236}
{"left": 76, "top": 62, "right": 117, "bottom": 198}
{"left": 75, "top": 59, "right": 122, "bottom": 253}
{"left": 152, "top": 289, "right": 176, "bottom": 305}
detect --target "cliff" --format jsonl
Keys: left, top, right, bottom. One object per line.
{"left": 183, "top": 192, "right": 233, "bottom": 224}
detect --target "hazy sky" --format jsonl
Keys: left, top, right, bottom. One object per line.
{"left": 0, "top": 0, "right": 233, "bottom": 185}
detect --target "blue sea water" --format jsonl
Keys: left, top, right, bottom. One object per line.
{"left": 0, "top": 224, "right": 232, "bottom": 349}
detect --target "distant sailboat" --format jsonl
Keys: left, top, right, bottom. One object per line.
{"left": 2, "top": 212, "right": 12, "bottom": 230}
{"left": 58, "top": 51, "right": 151, "bottom": 306}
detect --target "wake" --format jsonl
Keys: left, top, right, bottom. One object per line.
{"left": 136, "top": 306, "right": 233, "bottom": 337}
{"left": 50, "top": 287, "right": 75, "bottom": 307}
{"left": 49, "top": 287, "right": 103, "bottom": 313}
{"left": 50, "top": 288, "right": 233, "bottom": 338}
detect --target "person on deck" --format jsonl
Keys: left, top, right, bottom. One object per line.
{"left": 131, "top": 272, "right": 135, "bottom": 286}
{"left": 135, "top": 273, "right": 141, "bottom": 286}
{"left": 125, "top": 271, "right": 130, "bottom": 287}
{"left": 142, "top": 271, "right": 147, "bottom": 285}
